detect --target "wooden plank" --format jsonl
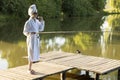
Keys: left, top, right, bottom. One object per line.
{"left": 41, "top": 51, "right": 74, "bottom": 58}
{"left": 41, "top": 51, "right": 120, "bottom": 75}
{"left": 9, "top": 68, "right": 45, "bottom": 80}
{"left": 33, "top": 62, "right": 73, "bottom": 75}
{"left": 58, "top": 55, "right": 103, "bottom": 66}
{"left": 85, "top": 60, "right": 120, "bottom": 74}
{"left": 0, "top": 70, "right": 31, "bottom": 80}
{"left": 32, "top": 62, "right": 74, "bottom": 80}
{"left": 82, "top": 58, "right": 120, "bottom": 74}
{"left": 0, "top": 76, "right": 12, "bottom": 80}
{"left": 47, "top": 54, "right": 84, "bottom": 64}
{"left": 54, "top": 55, "right": 101, "bottom": 67}
{"left": 41, "top": 51, "right": 75, "bottom": 61}
{"left": 0, "top": 62, "right": 74, "bottom": 80}
{"left": 71, "top": 57, "right": 120, "bottom": 74}
{"left": 0, "top": 65, "right": 46, "bottom": 80}
{"left": 73, "top": 58, "right": 110, "bottom": 69}
{"left": 75, "top": 55, "right": 120, "bottom": 74}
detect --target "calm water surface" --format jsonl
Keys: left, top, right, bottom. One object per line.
{"left": 0, "top": 15, "right": 120, "bottom": 80}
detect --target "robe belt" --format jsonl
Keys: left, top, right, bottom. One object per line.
{"left": 28, "top": 32, "right": 39, "bottom": 38}
{"left": 29, "top": 32, "right": 38, "bottom": 35}
{"left": 30, "top": 32, "right": 36, "bottom": 34}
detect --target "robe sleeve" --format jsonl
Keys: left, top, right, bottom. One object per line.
{"left": 23, "top": 21, "right": 30, "bottom": 36}
{"left": 38, "top": 20, "right": 45, "bottom": 32}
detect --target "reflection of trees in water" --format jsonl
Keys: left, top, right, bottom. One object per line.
{"left": 100, "top": 16, "right": 112, "bottom": 57}
{"left": 99, "top": 15, "right": 120, "bottom": 59}
{"left": 1, "top": 15, "right": 120, "bottom": 43}
{"left": 102, "top": 71, "right": 117, "bottom": 80}
{"left": 105, "top": 0, "right": 120, "bottom": 13}
{"left": 0, "top": 16, "right": 25, "bottom": 42}
{"left": 61, "top": 16, "right": 103, "bottom": 31}
{"left": 0, "top": 15, "right": 103, "bottom": 43}
{"left": 0, "top": 41, "right": 27, "bottom": 68}
{"left": 41, "top": 32, "right": 101, "bottom": 56}
{"left": 73, "top": 32, "right": 92, "bottom": 50}
{"left": 41, "top": 29, "right": 120, "bottom": 60}
{"left": 72, "top": 32, "right": 102, "bottom": 56}
{"left": 107, "top": 15, "right": 120, "bottom": 31}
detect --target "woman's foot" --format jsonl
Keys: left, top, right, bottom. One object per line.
{"left": 27, "top": 69, "right": 35, "bottom": 74}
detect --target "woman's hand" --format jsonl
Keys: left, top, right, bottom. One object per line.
{"left": 37, "top": 16, "right": 43, "bottom": 21}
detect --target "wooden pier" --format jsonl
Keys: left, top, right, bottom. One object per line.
{"left": 41, "top": 51, "right": 120, "bottom": 80}
{"left": 0, "top": 51, "right": 120, "bottom": 80}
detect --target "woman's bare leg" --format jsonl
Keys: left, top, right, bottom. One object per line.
{"left": 28, "top": 61, "right": 35, "bottom": 74}
{"left": 28, "top": 61, "right": 32, "bottom": 71}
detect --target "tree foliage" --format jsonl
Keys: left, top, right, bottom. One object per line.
{"left": 62, "top": 0, "right": 105, "bottom": 17}
{"left": 90, "top": 0, "right": 105, "bottom": 11}
{"left": 0, "top": 0, "right": 105, "bottom": 17}
{"left": 105, "top": 0, "right": 120, "bottom": 13}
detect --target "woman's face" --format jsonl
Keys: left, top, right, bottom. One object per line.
{"left": 32, "top": 12, "right": 38, "bottom": 18}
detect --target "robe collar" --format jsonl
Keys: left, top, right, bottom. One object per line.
{"left": 29, "top": 17, "right": 37, "bottom": 22}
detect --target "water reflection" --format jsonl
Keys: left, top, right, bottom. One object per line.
{"left": 46, "top": 37, "right": 65, "bottom": 51}
{"left": 0, "top": 51, "right": 8, "bottom": 70}
{"left": 100, "top": 16, "right": 113, "bottom": 57}
{"left": 0, "top": 41, "right": 27, "bottom": 69}
{"left": 0, "top": 15, "right": 120, "bottom": 80}
{"left": 99, "top": 15, "right": 120, "bottom": 59}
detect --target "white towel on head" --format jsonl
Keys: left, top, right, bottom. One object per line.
{"left": 28, "top": 4, "right": 37, "bottom": 16}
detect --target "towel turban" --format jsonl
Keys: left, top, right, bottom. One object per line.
{"left": 28, "top": 4, "right": 38, "bottom": 16}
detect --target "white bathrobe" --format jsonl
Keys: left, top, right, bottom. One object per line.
{"left": 23, "top": 17, "right": 45, "bottom": 62}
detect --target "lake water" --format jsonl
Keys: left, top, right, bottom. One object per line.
{"left": 0, "top": 14, "right": 120, "bottom": 80}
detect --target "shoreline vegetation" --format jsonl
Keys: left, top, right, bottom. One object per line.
{"left": 0, "top": 0, "right": 120, "bottom": 21}
{"left": 1, "top": 0, "right": 120, "bottom": 18}
{"left": 0, "top": 0, "right": 120, "bottom": 19}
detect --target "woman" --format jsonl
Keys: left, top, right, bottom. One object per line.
{"left": 23, "top": 4, "right": 45, "bottom": 74}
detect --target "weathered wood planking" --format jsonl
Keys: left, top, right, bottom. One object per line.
{"left": 41, "top": 51, "right": 75, "bottom": 62}
{"left": 41, "top": 51, "right": 120, "bottom": 75}
{"left": 0, "top": 62, "right": 74, "bottom": 80}
{"left": 0, "top": 76, "right": 12, "bottom": 80}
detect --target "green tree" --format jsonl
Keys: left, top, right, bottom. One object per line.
{"left": 35, "top": 0, "right": 62, "bottom": 18}
{"left": 62, "top": 0, "right": 105, "bottom": 17}
{"left": 0, "top": 0, "right": 62, "bottom": 18}
{"left": 90, "top": 0, "right": 105, "bottom": 11}
{"left": 0, "top": 0, "right": 106, "bottom": 17}
{"left": 105, "top": 0, "right": 120, "bottom": 13}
